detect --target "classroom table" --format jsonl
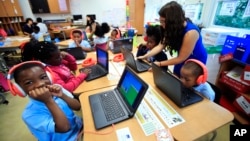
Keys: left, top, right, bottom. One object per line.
{"left": 78, "top": 57, "right": 234, "bottom": 141}
{"left": 0, "top": 36, "right": 30, "bottom": 52}
{"left": 55, "top": 39, "right": 73, "bottom": 48}
{"left": 73, "top": 51, "right": 121, "bottom": 94}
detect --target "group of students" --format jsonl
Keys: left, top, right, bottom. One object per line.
{"left": 22, "top": 17, "right": 48, "bottom": 41}
{"left": 7, "top": 1, "right": 215, "bottom": 141}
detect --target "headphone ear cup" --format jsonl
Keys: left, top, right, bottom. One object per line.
{"left": 46, "top": 71, "right": 53, "bottom": 84}
{"left": 196, "top": 75, "right": 205, "bottom": 85}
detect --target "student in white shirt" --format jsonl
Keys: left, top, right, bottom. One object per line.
{"left": 36, "top": 17, "right": 48, "bottom": 34}
{"left": 69, "top": 29, "right": 92, "bottom": 52}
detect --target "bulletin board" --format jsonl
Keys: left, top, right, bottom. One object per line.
{"left": 213, "top": 0, "right": 250, "bottom": 29}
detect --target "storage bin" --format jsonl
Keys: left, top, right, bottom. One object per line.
{"left": 201, "top": 28, "right": 239, "bottom": 46}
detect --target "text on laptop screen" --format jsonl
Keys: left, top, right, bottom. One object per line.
{"left": 97, "top": 49, "right": 108, "bottom": 68}
{"left": 118, "top": 70, "right": 142, "bottom": 107}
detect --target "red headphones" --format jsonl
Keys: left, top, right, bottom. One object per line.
{"left": 82, "top": 58, "right": 96, "bottom": 67}
{"left": 115, "top": 28, "right": 121, "bottom": 39}
{"left": 113, "top": 53, "right": 124, "bottom": 62}
{"left": 185, "top": 59, "right": 208, "bottom": 85}
{"left": 70, "top": 29, "right": 85, "bottom": 40}
{"left": 7, "top": 61, "right": 54, "bottom": 97}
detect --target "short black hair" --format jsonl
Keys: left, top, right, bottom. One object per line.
{"left": 37, "top": 17, "right": 42, "bottom": 23}
{"left": 146, "top": 25, "right": 161, "bottom": 45}
{"left": 72, "top": 30, "right": 82, "bottom": 36}
{"left": 182, "top": 61, "right": 203, "bottom": 78}
{"left": 33, "top": 26, "right": 40, "bottom": 32}
{"left": 13, "top": 62, "right": 44, "bottom": 84}
{"left": 26, "top": 18, "right": 33, "bottom": 23}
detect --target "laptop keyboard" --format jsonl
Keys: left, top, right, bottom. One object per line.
{"left": 100, "top": 92, "right": 125, "bottom": 121}
{"left": 135, "top": 60, "right": 150, "bottom": 70}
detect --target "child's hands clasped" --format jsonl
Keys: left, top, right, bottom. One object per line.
{"left": 46, "top": 84, "right": 63, "bottom": 98}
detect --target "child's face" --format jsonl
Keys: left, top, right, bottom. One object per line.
{"left": 17, "top": 66, "right": 51, "bottom": 94}
{"left": 146, "top": 36, "right": 157, "bottom": 50}
{"left": 111, "top": 31, "right": 117, "bottom": 40}
{"left": 180, "top": 67, "right": 197, "bottom": 88}
{"left": 72, "top": 33, "right": 82, "bottom": 42}
{"left": 45, "top": 50, "right": 62, "bottom": 66}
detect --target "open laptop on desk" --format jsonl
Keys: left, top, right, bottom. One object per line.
{"left": 79, "top": 47, "right": 108, "bottom": 81}
{"left": 151, "top": 62, "right": 203, "bottom": 107}
{"left": 110, "top": 38, "right": 133, "bottom": 54}
{"left": 60, "top": 47, "right": 86, "bottom": 60}
{"left": 89, "top": 65, "right": 148, "bottom": 129}
{"left": 121, "top": 47, "right": 151, "bottom": 73}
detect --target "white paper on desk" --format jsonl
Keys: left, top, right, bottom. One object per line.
{"left": 116, "top": 127, "right": 134, "bottom": 141}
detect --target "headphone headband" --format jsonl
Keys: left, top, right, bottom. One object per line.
{"left": 185, "top": 59, "right": 208, "bottom": 84}
{"left": 70, "top": 29, "right": 85, "bottom": 40}
{"left": 7, "top": 61, "right": 53, "bottom": 97}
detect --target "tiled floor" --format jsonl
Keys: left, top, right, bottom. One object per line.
{"left": 0, "top": 90, "right": 233, "bottom": 141}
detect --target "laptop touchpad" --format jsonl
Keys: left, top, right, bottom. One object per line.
{"left": 92, "top": 103, "right": 100, "bottom": 113}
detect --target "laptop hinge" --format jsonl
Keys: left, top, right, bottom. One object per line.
{"left": 114, "top": 88, "right": 133, "bottom": 116}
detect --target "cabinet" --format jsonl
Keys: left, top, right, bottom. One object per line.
{"left": 29, "top": 0, "right": 50, "bottom": 13}
{"left": 0, "top": 0, "right": 23, "bottom": 35}
{"left": 29, "top": 0, "right": 70, "bottom": 14}
{"left": 215, "top": 59, "right": 250, "bottom": 124}
{"left": 129, "top": 0, "right": 144, "bottom": 35}
{"left": 47, "top": 0, "right": 70, "bottom": 14}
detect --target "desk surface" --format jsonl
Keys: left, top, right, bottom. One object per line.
{"left": 0, "top": 36, "right": 30, "bottom": 50}
{"left": 73, "top": 51, "right": 120, "bottom": 94}
{"left": 79, "top": 62, "right": 234, "bottom": 141}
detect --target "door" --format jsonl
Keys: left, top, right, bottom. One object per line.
{"left": 129, "top": 0, "right": 145, "bottom": 35}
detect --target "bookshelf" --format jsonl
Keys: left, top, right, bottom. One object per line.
{"left": 0, "top": 0, "right": 24, "bottom": 35}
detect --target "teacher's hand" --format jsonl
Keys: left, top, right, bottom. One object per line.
{"left": 137, "top": 55, "right": 146, "bottom": 60}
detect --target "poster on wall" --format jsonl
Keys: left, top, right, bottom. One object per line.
{"left": 183, "top": 3, "right": 203, "bottom": 24}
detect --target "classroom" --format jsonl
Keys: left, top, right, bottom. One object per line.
{"left": 0, "top": 0, "right": 250, "bottom": 141}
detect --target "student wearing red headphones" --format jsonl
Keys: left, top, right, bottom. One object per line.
{"left": 180, "top": 59, "right": 215, "bottom": 101}
{"left": 69, "top": 29, "right": 92, "bottom": 52}
{"left": 7, "top": 61, "right": 83, "bottom": 141}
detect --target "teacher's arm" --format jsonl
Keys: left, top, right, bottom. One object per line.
{"left": 137, "top": 43, "right": 165, "bottom": 59}
{"left": 156, "top": 30, "right": 199, "bottom": 66}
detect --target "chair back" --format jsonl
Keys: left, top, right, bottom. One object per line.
{"left": 95, "top": 42, "right": 107, "bottom": 51}
{"left": 208, "top": 81, "right": 221, "bottom": 104}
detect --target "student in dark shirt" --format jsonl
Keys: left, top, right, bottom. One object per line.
{"left": 136, "top": 25, "right": 168, "bottom": 70}
{"left": 23, "top": 18, "right": 34, "bottom": 36}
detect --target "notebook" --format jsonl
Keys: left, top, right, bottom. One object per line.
{"left": 151, "top": 62, "right": 203, "bottom": 107}
{"left": 60, "top": 47, "right": 86, "bottom": 60}
{"left": 89, "top": 65, "right": 149, "bottom": 129}
{"left": 121, "top": 47, "right": 151, "bottom": 73}
{"left": 79, "top": 48, "right": 108, "bottom": 81}
{"left": 110, "top": 37, "right": 133, "bottom": 54}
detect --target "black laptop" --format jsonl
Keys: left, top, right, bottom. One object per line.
{"left": 121, "top": 47, "right": 151, "bottom": 73}
{"left": 79, "top": 48, "right": 108, "bottom": 81}
{"left": 89, "top": 65, "right": 149, "bottom": 129}
{"left": 151, "top": 62, "right": 203, "bottom": 107}
{"left": 60, "top": 47, "right": 86, "bottom": 60}
{"left": 110, "top": 37, "right": 133, "bottom": 54}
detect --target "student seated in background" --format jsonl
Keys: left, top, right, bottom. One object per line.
{"left": 136, "top": 25, "right": 168, "bottom": 71}
{"left": 69, "top": 29, "right": 92, "bottom": 52}
{"left": 8, "top": 61, "right": 83, "bottom": 141}
{"left": 92, "top": 22, "right": 110, "bottom": 51}
{"left": 36, "top": 17, "right": 48, "bottom": 34}
{"left": 21, "top": 41, "right": 91, "bottom": 93}
{"left": 0, "top": 28, "right": 7, "bottom": 40}
{"left": 180, "top": 59, "right": 215, "bottom": 101}
{"left": 31, "top": 26, "right": 44, "bottom": 41}
{"left": 108, "top": 28, "right": 122, "bottom": 49}
{"left": 85, "top": 15, "right": 98, "bottom": 39}
{"left": 23, "top": 18, "right": 34, "bottom": 36}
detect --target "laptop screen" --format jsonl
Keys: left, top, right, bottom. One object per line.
{"left": 113, "top": 38, "right": 133, "bottom": 51}
{"left": 96, "top": 48, "right": 108, "bottom": 69}
{"left": 117, "top": 66, "right": 148, "bottom": 111}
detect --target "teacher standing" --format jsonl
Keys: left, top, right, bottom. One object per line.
{"left": 138, "top": 1, "right": 207, "bottom": 77}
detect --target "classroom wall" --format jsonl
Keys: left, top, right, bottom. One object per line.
{"left": 18, "top": 0, "right": 126, "bottom": 26}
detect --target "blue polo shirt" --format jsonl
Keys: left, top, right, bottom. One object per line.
{"left": 22, "top": 96, "right": 82, "bottom": 141}
{"left": 68, "top": 40, "right": 91, "bottom": 48}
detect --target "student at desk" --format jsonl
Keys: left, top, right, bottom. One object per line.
{"left": 137, "top": 1, "right": 207, "bottom": 77}
{"left": 180, "top": 59, "right": 215, "bottom": 101}
{"left": 21, "top": 41, "right": 91, "bottom": 93}
{"left": 0, "top": 28, "right": 7, "bottom": 40}
{"left": 136, "top": 25, "right": 168, "bottom": 71}
{"left": 7, "top": 61, "right": 83, "bottom": 141}
{"left": 31, "top": 26, "right": 44, "bottom": 41}
{"left": 69, "top": 29, "right": 92, "bottom": 52}
{"left": 92, "top": 22, "right": 110, "bottom": 51}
